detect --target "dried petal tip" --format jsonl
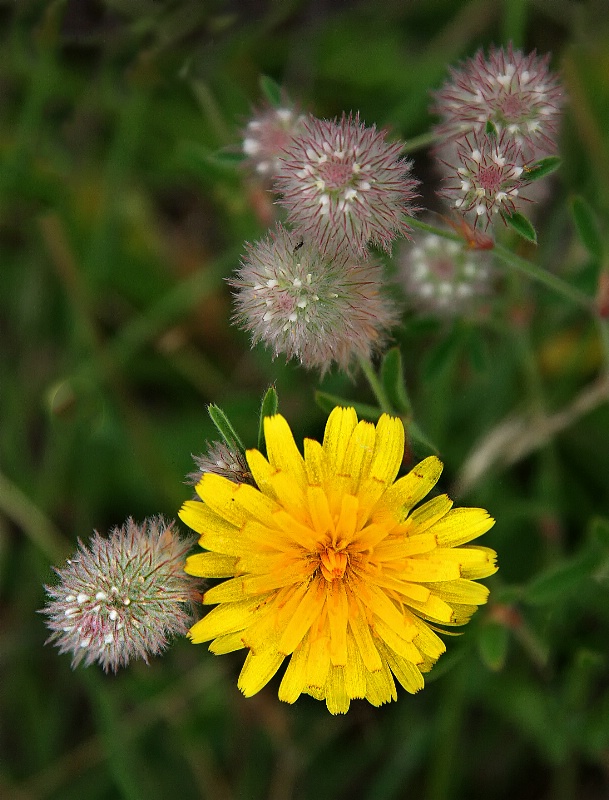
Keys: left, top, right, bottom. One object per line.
{"left": 433, "top": 44, "right": 563, "bottom": 156}
{"left": 41, "top": 518, "right": 200, "bottom": 672}
{"left": 275, "top": 112, "right": 419, "bottom": 259}
{"left": 231, "top": 223, "right": 399, "bottom": 374}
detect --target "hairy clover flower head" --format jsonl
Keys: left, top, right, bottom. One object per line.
{"left": 274, "top": 113, "right": 418, "bottom": 259}
{"left": 242, "top": 103, "right": 306, "bottom": 180}
{"left": 231, "top": 224, "right": 398, "bottom": 374}
{"left": 42, "top": 518, "right": 199, "bottom": 672}
{"left": 440, "top": 133, "right": 529, "bottom": 228}
{"left": 399, "top": 232, "right": 493, "bottom": 316}
{"left": 433, "top": 44, "right": 563, "bottom": 156}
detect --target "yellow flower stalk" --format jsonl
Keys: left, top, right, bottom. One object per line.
{"left": 180, "top": 407, "right": 497, "bottom": 714}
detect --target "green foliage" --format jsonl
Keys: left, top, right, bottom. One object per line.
{"left": 504, "top": 210, "right": 538, "bottom": 243}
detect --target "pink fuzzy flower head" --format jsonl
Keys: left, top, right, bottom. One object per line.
{"left": 433, "top": 44, "right": 563, "bottom": 157}
{"left": 242, "top": 104, "right": 306, "bottom": 181}
{"left": 399, "top": 232, "right": 493, "bottom": 317}
{"left": 41, "top": 518, "right": 200, "bottom": 672}
{"left": 231, "top": 224, "right": 398, "bottom": 374}
{"left": 274, "top": 113, "right": 418, "bottom": 259}
{"left": 440, "top": 133, "right": 529, "bottom": 228}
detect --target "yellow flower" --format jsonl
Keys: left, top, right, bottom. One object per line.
{"left": 180, "top": 408, "right": 497, "bottom": 714}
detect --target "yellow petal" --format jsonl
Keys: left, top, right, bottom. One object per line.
{"left": 185, "top": 552, "right": 237, "bottom": 577}
{"left": 278, "top": 578, "right": 325, "bottom": 655}
{"left": 264, "top": 414, "right": 307, "bottom": 490}
{"left": 327, "top": 580, "right": 349, "bottom": 666}
{"left": 238, "top": 647, "right": 285, "bottom": 697}
{"left": 195, "top": 474, "right": 248, "bottom": 526}
{"left": 245, "top": 449, "right": 278, "bottom": 501}
{"left": 368, "top": 414, "right": 405, "bottom": 486}
{"left": 189, "top": 596, "right": 271, "bottom": 642}
{"left": 209, "top": 631, "right": 246, "bottom": 654}
{"left": 432, "top": 507, "right": 495, "bottom": 547}
{"left": 230, "top": 482, "right": 281, "bottom": 528}
{"left": 322, "top": 406, "right": 358, "bottom": 474}
{"left": 324, "top": 666, "right": 350, "bottom": 714}
{"left": 377, "top": 640, "right": 424, "bottom": 694}
{"left": 459, "top": 546, "right": 498, "bottom": 579}
{"left": 373, "top": 616, "right": 422, "bottom": 663}
{"left": 430, "top": 578, "right": 490, "bottom": 606}
{"left": 266, "top": 469, "right": 309, "bottom": 522}
{"left": 179, "top": 501, "right": 244, "bottom": 556}
{"left": 344, "top": 633, "right": 367, "bottom": 699}
{"left": 341, "top": 419, "right": 376, "bottom": 492}
{"left": 303, "top": 438, "right": 327, "bottom": 486}
{"left": 278, "top": 636, "right": 310, "bottom": 703}
{"left": 364, "top": 656, "right": 397, "bottom": 707}
{"left": 378, "top": 456, "right": 443, "bottom": 517}
{"left": 374, "top": 532, "right": 437, "bottom": 560}
{"left": 307, "top": 485, "right": 334, "bottom": 538}
{"left": 404, "top": 494, "right": 453, "bottom": 533}
{"left": 407, "top": 592, "right": 454, "bottom": 623}
{"left": 306, "top": 617, "right": 331, "bottom": 688}
{"left": 347, "top": 592, "right": 383, "bottom": 673}
{"left": 400, "top": 556, "right": 462, "bottom": 582}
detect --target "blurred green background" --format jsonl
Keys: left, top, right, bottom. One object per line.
{"left": 2, "top": 0, "right": 609, "bottom": 798}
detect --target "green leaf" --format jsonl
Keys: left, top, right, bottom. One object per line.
{"left": 380, "top": 347, "right": 411, "bottom": 414}
{"left": 207, "top": 404, "right": 246, "bottom": 452}
{"left": 258, "top": 385, "right": 279, "bottom": 451}
{"left": 259, "top": 75, "right": 283, "bottom": 107}
{"left": 485, "top": 119, "right": 498, "bottom": 137}
{"left": 478, "top": 622, "right": 509, "bottom": 671}
{"left": 504, "top": 211, "right": 537, "bottom": 244}
{"left": 571, "top": 196, "right": 604, "bottom": 260}
{"left": 524, "top": 156, "right": 561, "bottom": 182}
{"left": 314, "top": 391, "right": 381, "bottom": 421}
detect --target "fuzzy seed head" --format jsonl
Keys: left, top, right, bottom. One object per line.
{"left": 231, "top": 223, "right": 399, "bottom": 374}
{"left": 433, "top": 44, "right": 563, "bottom": 156}
{"left": 440, "top": 133, "right": 529, "bottom": 228}
{"left": 274, "top": 113, "right": 419, "bottom": 259}
{"left": 41, "top": 518, "right": 199, "bottom": 672}
{"left": 188, "top": 441, "right": 255, "bottom": 487}
{"left": 242, "top": 104, "right": 306, "bottom": 181}
{"left": 399, "top": 232, "right": 493, "bottom": 316}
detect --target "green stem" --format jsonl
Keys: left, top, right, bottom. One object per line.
{"left": 408, "top": 218, "right": 592, "bottom": 310}
{"left": 358, "top": 356, "right": 392, "bottom": 414}
{"left": 402, "top": 130, "right": 441, "bottom": 154}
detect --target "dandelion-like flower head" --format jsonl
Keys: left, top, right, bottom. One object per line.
{"left": 274, "top": 113, "right": 418, "bottom": 259}
{"left": 433, "top": 44, "right": 563, "bottom": 156}
{"left": 181, "top": 408, "right": 497, "bottom": 714}
{"left": 42, "top": 518, "right": 199, "bottom": 672}
{"left": 231, "top": 224, "right": 398, "bottom": 373}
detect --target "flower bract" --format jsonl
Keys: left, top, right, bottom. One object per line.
{"left": 180, "top": 408, "right": 497, "bottom": 714}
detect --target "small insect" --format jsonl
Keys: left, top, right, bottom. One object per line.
{"left": 293, "top": 240, "right": 304, "bottom": 253}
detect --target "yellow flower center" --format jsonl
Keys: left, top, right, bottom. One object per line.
{"left": 319, "top": 547, "right": 348, "bottom": 581}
